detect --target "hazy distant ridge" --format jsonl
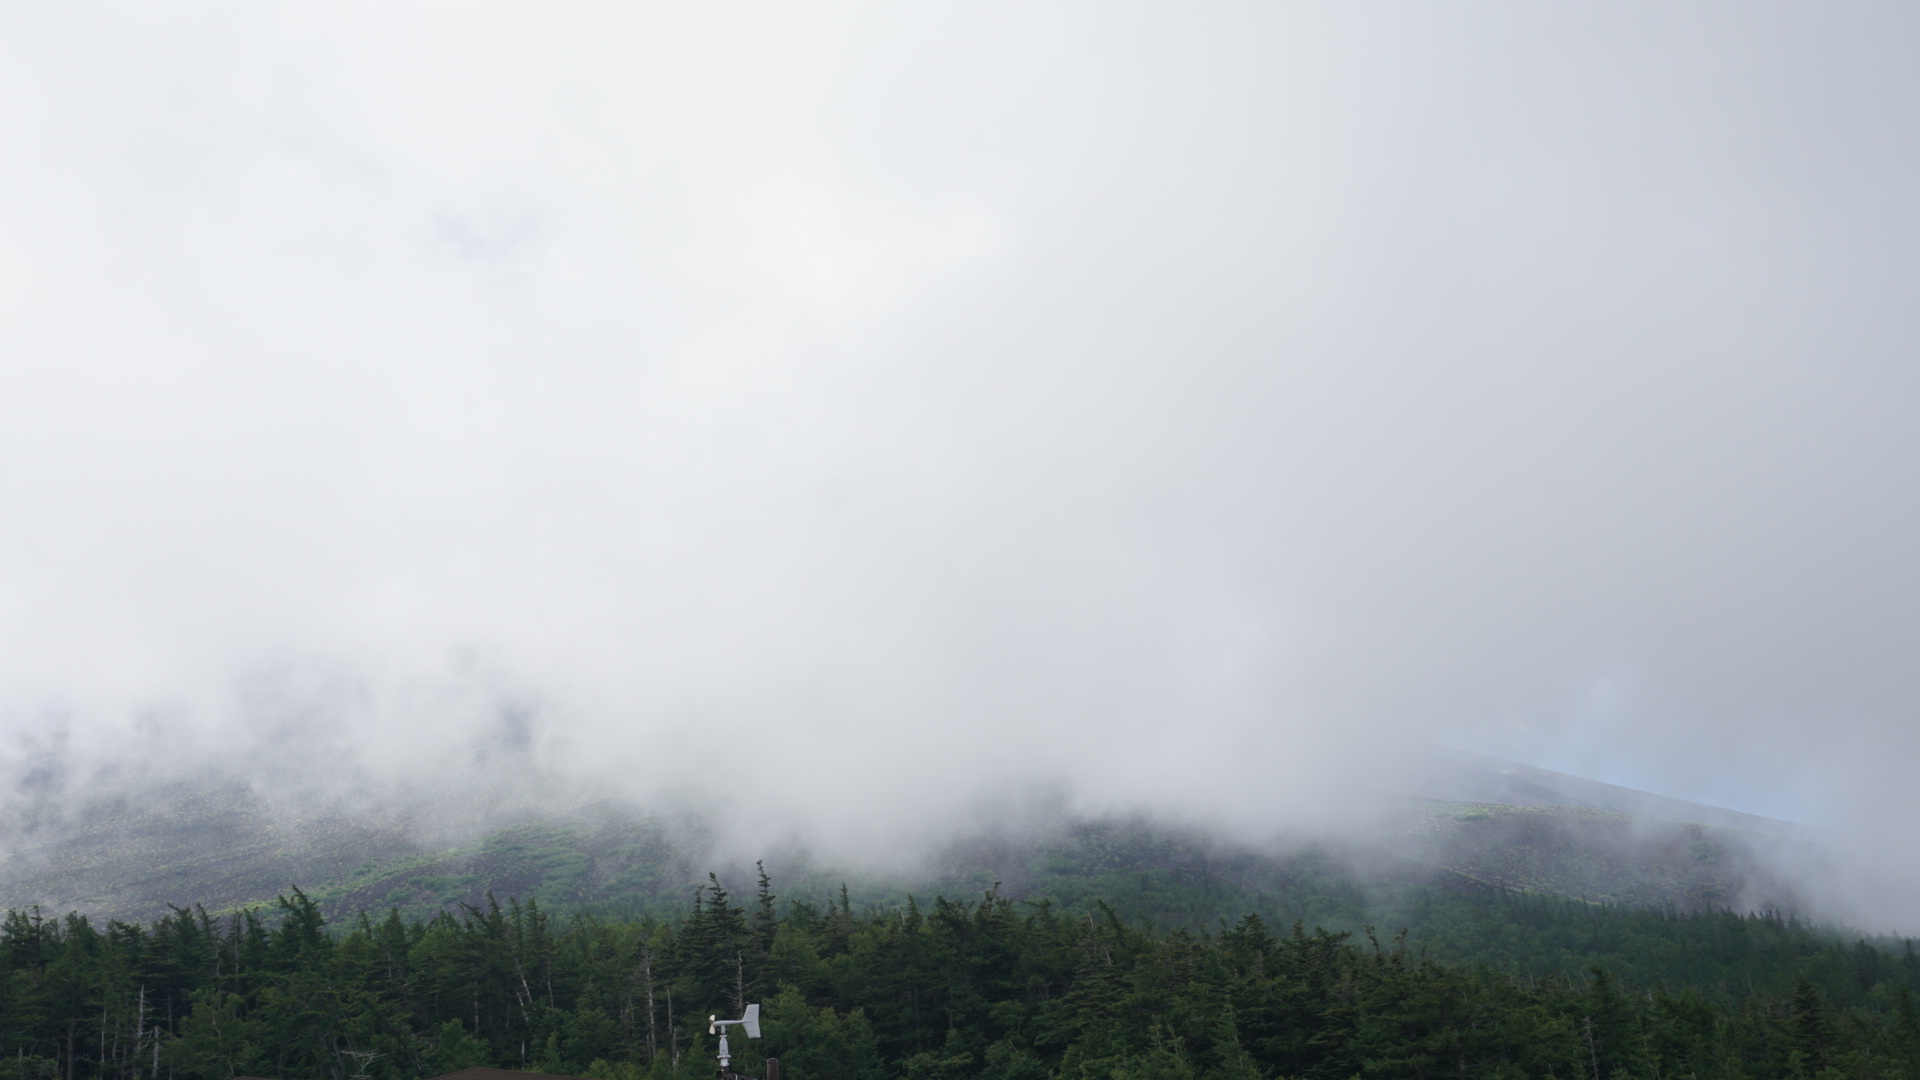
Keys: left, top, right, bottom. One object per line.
{"left": 0, "top": 751, "right": 1829, "bottom": 927}
{"left": 1418, "top": 748, "right": 1819, "bottom": 839}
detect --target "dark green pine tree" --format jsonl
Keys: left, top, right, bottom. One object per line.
{"left": 1790, "top": 979, "right": 1836, "bottom": 1076}
{"left": 676, "top": 875, "right": 750, "bottom": 1018}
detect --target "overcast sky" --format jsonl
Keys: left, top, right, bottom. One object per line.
{"left": 2, "top": 4, "right": 1918, "bottom": 920}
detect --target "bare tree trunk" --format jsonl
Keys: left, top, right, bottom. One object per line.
{"left": 135, "top": 985, "right": 147, "bottom": 1080}
{"left": 642, "top": 949, "right": 658, "bottom": 1064}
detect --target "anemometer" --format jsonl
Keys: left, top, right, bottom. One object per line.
{"left": 709, "top": 1003, "right": 762, "bottom": 1076}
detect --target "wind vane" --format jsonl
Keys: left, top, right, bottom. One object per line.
{"left": 709, "top": 1003, "right": 764, "bottom": 1079}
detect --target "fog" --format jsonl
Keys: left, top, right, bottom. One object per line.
{"left": 2, "top": 5, "right": 1918, "bottom": 927}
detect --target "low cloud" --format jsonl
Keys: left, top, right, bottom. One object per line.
{"left": 2, "top": 4, "right": 1919, "bottom": 929}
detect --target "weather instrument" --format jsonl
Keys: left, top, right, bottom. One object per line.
{"left": 709, "top": 1003, "right": 761, "bottom": 1072}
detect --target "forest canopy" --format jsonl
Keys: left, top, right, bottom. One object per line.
{"left": 2, "top": 871, "right": 1917, "bottom": 1080}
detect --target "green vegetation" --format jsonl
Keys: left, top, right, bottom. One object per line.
{"left": 0, "top": 782, "right": 421, "bottom": 924}
{"left": 258, "top": 803, "right": 1823, "bottom": 935}
{"left": 2, "top": 867, "right": 1917, "bottom": 1080}
{"left": 0, "top": 790, "right": 1812, "bottom": 935}
{"left": 1379, "top": 802, "right": 1813, "bottom": 912}
{"left": 3, "top": 792, "right": 1901, "bottom": 1079}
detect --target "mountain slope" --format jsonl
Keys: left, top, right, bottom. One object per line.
{"left": 1416, "top": 747, "right": 1820, "bottom": 839}
{"left": 0, "top": 753, "right": 1828, "bottom": 926}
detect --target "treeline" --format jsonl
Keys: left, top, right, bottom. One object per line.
{"left": 3, "top": 872, "right": 1919, "bottom": 1080}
